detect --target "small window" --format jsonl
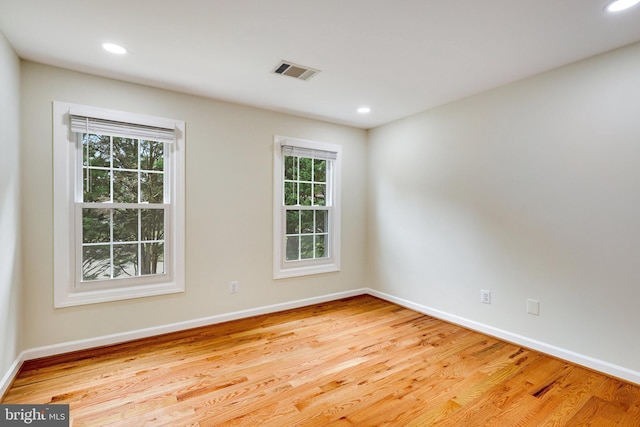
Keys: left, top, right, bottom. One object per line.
{"left": 273, "top": 135, "right": 341, "bottom": 278}
{"left": 53, "top": 102, "right": 185, "bottom": 307}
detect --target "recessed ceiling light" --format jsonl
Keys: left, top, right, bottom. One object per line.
{"left": 605, "top": 0, "right": 640, "bottom": 12}
{"left": 102, "top": 42, "right": 127, "bottom": 55}
{"left": 357, "top": 107, "right": 371, "bottom": 114}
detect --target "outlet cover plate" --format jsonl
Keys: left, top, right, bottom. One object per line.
{"left": 230, "top": 281, "right": 239, "bottom": 293}
{"left": 480, "top": 289, "right": 491, "bottom": 304}
{"left": 527, "top": 298, "right": 540, "bottom": 316}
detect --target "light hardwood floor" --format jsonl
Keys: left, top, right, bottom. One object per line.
{"left": 3, "top": 295, "right": 639, "bottom": 426}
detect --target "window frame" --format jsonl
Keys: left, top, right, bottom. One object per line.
{"left": 53, "top": 101, "right": 185, "bottom": 307}
{"left": 273, "top": 135, "right": 341, "bottom": 279}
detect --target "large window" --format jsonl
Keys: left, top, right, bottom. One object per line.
{"left": 273, "top": 136, "right": 341, "bottom": 278}
{"left": 53, "top": 102, "right": 185, "bottom": 307}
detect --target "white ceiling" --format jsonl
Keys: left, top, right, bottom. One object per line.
{"left": 1, "top": 0, "right": 640, "bottom": 129}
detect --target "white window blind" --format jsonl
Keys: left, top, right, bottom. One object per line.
{"left": 282, "top": 145, "right": 337, "bottom": 161}
{"left": 70, "top": 115, "right": 176, "bottom": 143}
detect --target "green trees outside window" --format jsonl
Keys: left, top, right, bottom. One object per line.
{"left": 81, "top": 134, "right": 165, "bottom": 282}
{"left": 283, "top": 155, "right": 329, "bottom": 261}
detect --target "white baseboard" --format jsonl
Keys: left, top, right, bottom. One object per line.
{"left": 1, "top": 288, "right": 368, "bottom": 397}
{"left": 0, "top": 350, "right": 26, "bottom": 399}
{"left": 3, "top": 286, "right": 638, "bottom": 396}
{"left": 367, "top": 289, "right": 640, "bottom": 386}
{"left": 20, "top": 288, "right": 370, "bottom": 362}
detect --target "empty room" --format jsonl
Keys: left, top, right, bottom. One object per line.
{"left": 1, "top": 0, "right": 640, "bottom": 425}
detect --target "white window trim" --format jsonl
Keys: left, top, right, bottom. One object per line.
{"left": 53, "top": 101, "right": 185, "bottom": 307}
{"left": 273, "top": 135, "right": 341, "bottom": 279}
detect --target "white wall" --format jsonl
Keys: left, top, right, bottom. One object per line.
{"left": 368, "top": 41, "right": 640, "bottom": 373}
{"left": 20, "top": 62, "right": 368, "bottom": 349}
{"left": 0, "top": 32, "right": 21, "bottom": 385}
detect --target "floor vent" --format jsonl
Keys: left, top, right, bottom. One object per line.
{"left": 273, "top": 61, "right": 320, "bottom": 81}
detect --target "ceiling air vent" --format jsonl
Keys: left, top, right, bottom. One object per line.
{"left": 273, "top": 61, "right": 320, "bottom": 81}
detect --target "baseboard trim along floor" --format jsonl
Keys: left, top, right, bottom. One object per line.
{"left": 2, "top": 287, "right": 638, "bottom": 398}
{"left": 367, "top": 289, "right": 640, "bottom": 386}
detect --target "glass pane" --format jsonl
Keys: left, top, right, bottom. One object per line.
{"left": 140, "top": 140, "right": 164, "bottom": 171}
{"left": 141, "top": 242, "right": 164, "bottom": 275}
{"left": 113, "top": 137, "right": 138, "bottom": 170}
{"left": 286, "top": 210, "right": 300, "bottom": 234}
{"left": 316, "top": 210, "right": 327, "bottom": 233}
{"left": 285, "top": 236, "right": 299, "bottom": 261}
{"left": 300, "top": 235, "right": 314, "bottom": 259}
{"left": 315, "top": 234, "right": 327, "bottom": 258}
{"left": 313, "top": 159, "right": 326, "bottom": 182}
{"left": 284, "top": 181, "right": 297, "bottom": 206}
{"left": 284, "top": 156, "right": 297, "bottom": 180}
{"left": 113, "top": 244, "right": 138, "bottom": 278}
{"left": 83, "top": 134, "right": 110, "bottom": 168}
{"left": 141, "top": 172, "right": 164, "bottom": 203}
{"left": 141, "top": 209, "right": 164, "bottom": 241}
{"left": 113, "top": 171, "right": 138, "bottom": 203}
{"left": 301, "top": 210, "right": 314, "bottom": 233}
{"left": 82, "top": 208, "right": 110, "bottom": 243}
{"left": 299, "top": 183, "right": 312, "bottom": 206}
{"left": 83, "top": 169, "right": 111, "bottom": 202}
{"left": 113, "top": 209, "right": 138, "bottom": 242}
{"left": 82, "top": 245, "right": 111, "bottom": 281}
{"left": 313, "top": 184, "right": 326, "bottom": 206}
{"left": 299, "top": 157, "right": 312, "bottom": 181}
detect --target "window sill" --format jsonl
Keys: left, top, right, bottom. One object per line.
{"left": 274, "top": 262, "right": 340, "bottom": 279}
{"left": 54, "top": 280, "right": 184, "bottom": 308}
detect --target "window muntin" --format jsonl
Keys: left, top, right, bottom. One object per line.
{"left": 273, "top": 136, "right": 341, "bottom": 278}
{"left": 78, "top": 134, "right": 166, "bottom": 285}
{"left": 53, "top": 101, "right": 185, "bottom": 307}
{"left": 283, "top": 155, "right": 329, "bottom": 261}
{"left": 285, "top": 209, "right": 328, "bottom": 261}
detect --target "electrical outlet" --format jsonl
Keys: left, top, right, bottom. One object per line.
{"left": 229, "top": 281, "right": 239, "bottom": 293}
{"left": 480, "top": 289, "right": 491, "bottom": 304}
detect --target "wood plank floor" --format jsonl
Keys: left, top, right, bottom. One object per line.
{"left": 3, "top": 295, "right": 639, "bottom": 426}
